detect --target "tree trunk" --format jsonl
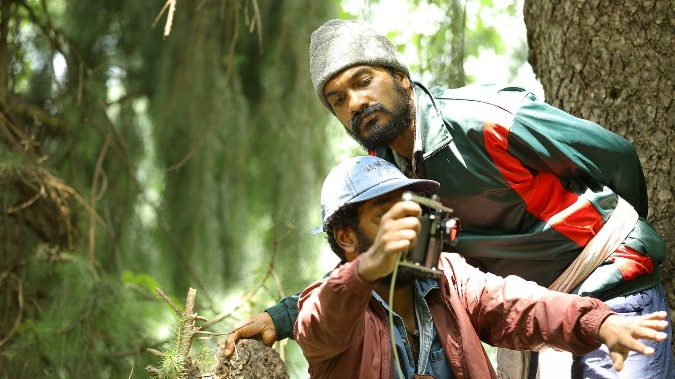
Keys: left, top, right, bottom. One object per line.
{"left": 524, "top": 0, "right": 675, "bottom": 309}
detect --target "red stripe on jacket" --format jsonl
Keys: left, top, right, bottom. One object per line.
{"left": 483, "top": 121, "right": 603, "bottom": 247}
{"left": 609, "top": 245, "right": 654, "bottom": 280}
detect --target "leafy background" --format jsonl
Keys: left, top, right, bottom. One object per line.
{"left": 7, "top": 0, "right": 665, "bottom": 378}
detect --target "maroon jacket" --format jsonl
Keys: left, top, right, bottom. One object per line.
{"left": 295, "top": 253, "right": 614, "bottom": 378}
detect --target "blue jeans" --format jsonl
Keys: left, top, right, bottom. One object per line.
{"left": 571, "top": 283, "right": 675, "bottom": 379}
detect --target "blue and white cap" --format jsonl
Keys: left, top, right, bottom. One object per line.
{"left": 311, "top": 156, "right": 439, "bottom": 235}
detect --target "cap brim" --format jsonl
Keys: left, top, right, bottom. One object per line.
{"left": 310, "top": 177, "right": 439, "bottom": 235}
{"left": 350, "top": 177, "right": 439, "bottom": 203}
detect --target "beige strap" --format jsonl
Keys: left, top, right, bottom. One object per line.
{"left": 497, "top": 197, "right": 638, "bottom": 379}
{"left": 496, "top": 348, "right": 534, "bottom": 379}
{"left": 548, "top": 196, "right": 638, "bottom": 293}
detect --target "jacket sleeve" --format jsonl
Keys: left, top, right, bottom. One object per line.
{"left": 267, "top": 269, "right": 337, "bottom": 340}
{"left": 266, "top": 294, "right": 300, "bottom": 340}
{"left": 294, "top": 256, "right": 375, "bottom": 362}
{"left": 507, "top": 96, "right": 648, "bottom": 217}
{"left": 440, "top": 253, "right": 614, "bottom": 354}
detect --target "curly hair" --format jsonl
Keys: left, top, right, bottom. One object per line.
{"left": 323, "top": 202, "right": 362, "bottom": 262}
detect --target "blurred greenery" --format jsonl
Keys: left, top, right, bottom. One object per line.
{"left": 0, "top": 0, "right": 522, "bottom": 377}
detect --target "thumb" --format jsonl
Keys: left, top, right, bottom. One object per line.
{"left": 610, "top": 350, "right": 627, "bottom": 372}
{"left": 222, "top": 323, "right": 250, "bottom": 357}
{"left": 222, "top": 332, "right": 239, "bottom": 357}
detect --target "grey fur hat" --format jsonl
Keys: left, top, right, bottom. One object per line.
{"left": 309, "top": 19, "right": 410, "bottom": 110}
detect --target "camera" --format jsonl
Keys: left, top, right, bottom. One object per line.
{"left": 399, "top": 191, "right": 460, "bottom": 277}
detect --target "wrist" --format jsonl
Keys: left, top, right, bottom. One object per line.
{"left": 356, "top": 255, "right": 380, "bottom": 284}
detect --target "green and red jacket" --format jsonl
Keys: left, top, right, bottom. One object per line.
{"left": 373, "top": 82, "right": 666, "bottom": 300}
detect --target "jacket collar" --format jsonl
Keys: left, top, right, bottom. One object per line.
{"left": 388, "top": 82, "right": 453, "bottom": 177}
{"left": 413, "top": 82, "right": 454, "bottom": 159}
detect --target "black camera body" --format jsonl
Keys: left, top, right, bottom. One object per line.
{"left": 399, "top": 191, "right": 460, "bottom": 277}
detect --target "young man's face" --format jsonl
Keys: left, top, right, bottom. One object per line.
{"left": 323, "top": 65, "right": 414, "bottom": 151}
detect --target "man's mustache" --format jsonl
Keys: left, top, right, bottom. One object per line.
{"left": 350, "top": 103, "right": 386, "bottom": 131}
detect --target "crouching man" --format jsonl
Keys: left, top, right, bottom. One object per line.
{"left": 295, "top": 156, "right": 669, "bottom": 379}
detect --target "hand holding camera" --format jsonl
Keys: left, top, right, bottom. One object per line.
{"left": 357, "top": 191, "right": 459, "bottom": 283}
{"left": 356, "top": 198, "right": 424, "bottom": 283}
{"left": 399, "top": 191, "right": 460, "bottom": 277}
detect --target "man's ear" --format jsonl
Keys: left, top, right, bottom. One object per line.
{"left": 335, "top": 228, "right": 359, "bottom": 262}
{"left": 394, "top": 69, "right": 412, "bottom": 91}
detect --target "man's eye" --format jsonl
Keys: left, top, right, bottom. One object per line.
{"left": 358, "top": 78, "right": 371, "bottom": 87}
{"left": 333, "top": 96, "right": 343, "bottom": 107}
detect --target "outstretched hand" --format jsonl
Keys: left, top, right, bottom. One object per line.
{"left": 222, "top": 312, "right": 277, "bottom": 357}
{"left": 598, "top": 310, "right": 669, "bottom": 371}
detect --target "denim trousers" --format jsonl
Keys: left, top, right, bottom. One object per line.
{"left": 571, "top": 283, "right": 675, "bottom": 379}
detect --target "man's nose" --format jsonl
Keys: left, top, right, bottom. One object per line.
{"left": 348, "top": 91, "right": 368, "bottom": 115}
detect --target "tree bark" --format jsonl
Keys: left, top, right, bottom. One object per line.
{"left": 524, "top": 0, "right": 675, "bottom": 309}
{"left": 0, "top": 0, "right": 12, "bottom": 100}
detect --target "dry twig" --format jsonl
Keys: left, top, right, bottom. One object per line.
{"left": 152, "top": 0, "right": 177, "bottom": 38}
{"left": 0, "top": 274, "right": 23, "bottom": 348}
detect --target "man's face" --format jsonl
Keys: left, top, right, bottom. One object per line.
{"left": 323, "top": 65, "right": 414, "bottom": 151}
{"left": 352, "top": 189, "right": 420, "bottom": 286}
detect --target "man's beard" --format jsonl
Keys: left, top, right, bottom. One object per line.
{"left": 354, "top": 228, "right": 420, "bottom": 287}
{"left": 347, "top": 81, "right": 414, "bottom": 152}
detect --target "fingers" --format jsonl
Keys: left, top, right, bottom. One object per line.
{"left": 640, "top": 310, "right": 668, "bottom": 321}
{"left": 222, "top": 326, "right": 245, "bottom": 357}
{"left": 358, "top": 201, "right": 422, "bottom": 282}
{"left": 615, "top": 336, "right": 656, "bottom": 356}
{"left": 601, "top": 311, "right": 671, "bottom": 371}
{"left": 381, "top": 201, "right": 422, "bottom": 251}
{"left": 610, "top": 350, "right": 627, "bottom": 371}
{"left": 630, "top": 312, "right": 669, "bottom": 344}
{"left": 391, "top": 200, "right": 423, "bottom": 220}
{"left": 386, "top": 226, "right": 418, "bottom": 252}
{"left": 222, "top": 312, "right": 276, "bottom": 357}
{"left": 633, "top": 326, "right": 668, "bottom": 345}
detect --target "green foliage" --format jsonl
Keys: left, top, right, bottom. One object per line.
{"left": 2, "top": 248, "right": 165, "bottom": 377}
{"left": 2, "top": 0, "right": 337, "bottom": 376}
{"left": 1, "top": 0, "right": 525, "bottom": 376}
{"left": 147, "top": 0, "right": 338, "bottom": 299}
{"left": 152, "top": 314, "right": 220, "bottom": 379}
{"left": 123, "top": 270, "right": 161, "bottom": 293}
{"left": 341, "top": 0, "right": 523, "bottom": 87}
{"left": 158, "top": 315, "right": 190, "bottom": 379}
